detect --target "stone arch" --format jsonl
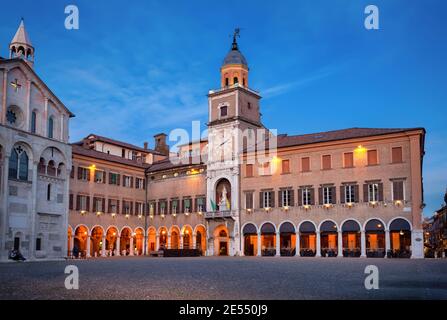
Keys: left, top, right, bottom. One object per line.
{"left": 279, "top": 221, "right": 296, "bottom": 256}
{"left": 213, "top": 224, "right": 230, "bottom": 256}
{"left": 147, "top": 227, "right": 157, "bottom": 252}
{"left": 194, "top": 224, "right": 207, "bottom": 254}
{"left": 170, "top": 226, "right": 180, "bottom": 249}
{"left": 242, "top": 222, "right": 258, "bottom": 256}
{"left": 319, "top": 220, "right": 339, "bottom": 257}
{"left": 90, "top": 225, "right": 105, "bottom": 258}
{"left": 105, "top": 226, "right": 119, "bottom": 256}
{"left": 260, "top": 222, "right": 277, "bottom": 256}
{"left": 134, "top": 227, "right": 144, "bottom": 255}
{"left": 341, "top": 219, "right": 362, "bottom": 257}
{"left": 120, "top": 227, "right": 132, "bottom": 255}
{"left": 181, "top": 225, "right": 193, "bottom": 249}
{"left": 158, "top": 227, "right": 168, "bottom": 249}
{"left": 74, "top": 225, "right": 89, "bottom": 258}
{"left": 297, "top": 220, "right": 317, "bottom": 257}
{"left": 388, "top": 217, "right": 412, "bottom": 257}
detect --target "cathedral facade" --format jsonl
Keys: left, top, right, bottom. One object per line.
{"left": 0, "top": 21, "right": 74, "bottom": 261}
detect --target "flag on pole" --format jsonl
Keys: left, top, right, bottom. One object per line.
{"left": 226, "top": 199, "right": 231, "bottom": 210}
{"left": 210, "top": 199, "right": 217, "bottom": 211}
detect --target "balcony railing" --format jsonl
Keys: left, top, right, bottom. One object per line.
{"left": 204, "top": 210, "right": 237, "bottom": 219}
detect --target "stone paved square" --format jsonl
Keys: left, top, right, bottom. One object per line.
{"left": 0, "top": 257, "right": 446, "bottom": 300}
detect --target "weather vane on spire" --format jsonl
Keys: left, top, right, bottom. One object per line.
{"left": 232, "top": 27, "right": 241, "bottom": 50}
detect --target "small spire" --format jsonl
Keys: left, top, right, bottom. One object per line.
{"left": 11, "top": 18, "right": 33, "bottom": 47}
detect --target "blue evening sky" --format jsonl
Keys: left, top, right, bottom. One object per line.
{"left": 0, "top": 0, "right": 445, "bottom": 216}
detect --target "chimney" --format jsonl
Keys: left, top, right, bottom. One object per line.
{"left": 154, "top": 133, "right": 169, "bottom": 156}
{"left": 143, "top": 142, "right": 148, "bottom": 150}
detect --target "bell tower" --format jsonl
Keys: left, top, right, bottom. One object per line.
{"left": 205, "top": 29, "right": 263, "bottom": 256}
{"left": 9, "top": 19, "right": 35, "bottom": 68}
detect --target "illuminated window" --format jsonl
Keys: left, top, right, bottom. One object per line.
{"left": 368, "top": 183, "right": 379, "bottom": 202}
{"left": 344, "top": 184, "right": 355, "bottom": 203}
{"left": 262, "top": 191, "right": 273, "bottom": 208}
{"left": 322, "top": 186, "right": 333, "bottom": 205}
{"left": 281, "top": 189, "right": 292, "bottom": 207}
{"left": 301, "top": 188, "right": 312, "bottom": 206}
{"left": 123, "top": 175, "right": 132, "bottom": 188}
{"left": 94, "top": 170, "right": 105, "bottom": 183}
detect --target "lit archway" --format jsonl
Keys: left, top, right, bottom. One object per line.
{"left": 279, "top": 222, "right": 296, "bottom": 256}
{"left": 134, "top": 228, "right": 144, "bottom": 255}
{"left": 213, "top": 225, "right": 229, "bottom": 256}
{"left": 260, "top": 222, "right": 276, "bottom": 256}
{"left": 181, "top": 225, "right": 193, "bottom": 249}
{"left": 194, "top": 225, "right": 207, "bottom": 254}
{"left": 389, "top": 218, "right": 412, "bottom": 258}
{"left": 365, "top": 219, "right": 385, "bottom": 258}
{"left": 74, "top": 225, "right": 88, "bottom": 258}
{"left": 90, "top": 226, "right": 104, "bottom": 258}
{"left": 67, "top": 226, "right": 73, "bottom": 257}
{"left": 320, "top": 221, "right": 338, "bottom": 257}
{"left": 106, "top": 226, "right": 118, "bottom": 256}
{"left": 170, "top": 226, "right": 180, "bottom": 249}
{"left": 299, "top": 221, "right": 316, "bottom": 257}
{"left": 341, "top": 220, "right": 361, "bottom": 257}
{"left": 243, "top": 223, "right": 258, "bottom": 256}
{"left": 147, "top": 227, "right": 157, "bottom": 252}
{"left": 120, "top": 227, "right": 132, "bottom": 255}
{"left": 159, "top": 227, "right": 168, "bottom": 249}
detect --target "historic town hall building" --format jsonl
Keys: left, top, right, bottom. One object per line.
{"left": 1, "top": 22, "right": 426, "bottom": 261}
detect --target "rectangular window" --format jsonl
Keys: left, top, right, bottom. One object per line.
{"left": 367, "top": 150, "right": 378, "bottom": 166}
{"left": 282, "top": 159, "right": 290, "bottom": 174}
{"left": 220, "top": 106, "right": 228, "bottom": 117}
{"left": 136, "top": 202, "right": 144, "bottom": 215}
{"left": 160, "top": 201, "right": 166, "bottom": 215}
{"left": 109, "top": 199, "right": 118, "bottom": 214}
{"left": 36, "top": 238, "right": 41, "bottom": 251}
{"left": 262, "top": 191, "right": 273, "bottom": 208}
{"left": 393, "top": 180, "right": 405, "bottom": 201}
{"left": 281, "top": 189, "right": 291, "bottom": 207}
{"left": 78, "top": 167, "right": 89, "bottom": 181}
{"left": 184, "top": 199, "right": 191, "bottom": 213}
{"left": 135, "top": 177, "right": 145, "bottom": 189}
{"left": 79, "top": 195, "right": 88, "bottom": 211}
{"left": 322, "top": 155, "right": 331, "bottom": 170}
{"left": 302, "top": 188, "right": 311, "bottom": 206}
{"left": 345, "top": 185, "right": 355, "bottom": 203}
{"left": 301, "top": 157, "right": 310, "bottom": 172}
{"left": 246, "top": 164, "right": 253, "bottom": 177}
{"left": 123, "top": 201, "right": 131, "bottom": 215}
{"left": 171, "top": 200, "right": 178, "bottom": 214}
{"left": 94, "top": 197, "right": 104, "bottom": 212}
{"left": 123, "top": 175, "right": 132, "bottom": 188}
{"left": 109, "top": 173, "right": 120, "bottom": 185}
{"left": 245, "top": 192, "right": 253, "bottom": 209}
{"left": 323, "top": 186, "right": 333, "bottom": 205}
{"left": 344, "top": 152, "right": 354, "bottom": 168}
{"left": 197, "top": 198, "right": 205, "bottom": 212}
{"left": 392, "top": 147, "right": 403, "bottom": 163}
{"left": 261, "top": 162, "right": 270, "bottom": 175}
{"left": 368, "top": 183, "right": 379, "bottom": 202}
{"left": 94, "top": 170, "right": 105, "bottom": 183}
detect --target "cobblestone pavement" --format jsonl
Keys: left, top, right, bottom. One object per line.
{"left": 0, "top": 257, "right": 446, "bottom": 300}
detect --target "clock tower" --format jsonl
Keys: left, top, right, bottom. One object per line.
{"left": 205, "top": 30, "right": 263, "bottom": 256}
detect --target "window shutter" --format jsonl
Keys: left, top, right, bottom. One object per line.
{"left": 331, "top": 187, "right": 336, "bottom": 204}
{"left": 298, "top": 189, "right": 303, "bottom": 206}
{"left": 76, "top": 195, "right": 80, "bottom": 210}
{"left": 340, "top": 186, "right": 345, "bottom": 204}
{"left": 278, "top": 191, "right": 282, "bottom": 207}
{"left": 354, "top": 185, "right": 359, "bottom": 203}
{"left": 117, "top": 200, "right": 120, "bottom": 214}
{"left": 393, "top": 181, "right": 404, "bottom": 200}
{"left": 344, "top": 152, "right": 354, "bottom": 168}
{"left": 302, "top": 157, "right": 310, "bottom": 172}
{"left": 70, "top": 166, "right": 75, "bottom": 179}
{"left": 86, "top": 196, "right": 90, "bottom": 212}
{"left": 318, "top": 187, "right": 323, "bottom": 205}
{"left": 130, "top": 177, "right": 134, "bottom": 188}
{"left": 77, "top": 167, "right": 82, "bottom": 180}
{"left": 86, "top": 169, "right": 91, "bottom": 181}
{"left": 363, "top": 184, "right": 369, "bottom": 202}
{"left": 117, "top": 174, "right": 120, "bottom": 186}
{"left": 108, "top": 199, "right": 111, "bottom": 213}
{"left": 290, "top": 189, "right": 294, "bottom": 206}
{"left": 322, "top": 155, "right": 331, "bottom": 170}
{"left": 143, "top": 178, "right": 146, "bottom": 190}
{"left": 93, "top": 197, "right": 97, "bottom": 212}
{"left": 158, "top": 201, "right": 161, "bottom": 215}
{"left": 271, "top": 191, "right": 275, "bottom": 208}
{"left": 103, "top": 172, "right": 107, "bottom": 184}
{"left": 69, "top": 194, "right": 73, "bottom": 210}
{"left": 194, "top": 198, "right": 197, "bottom": 212}
{"left": 392, "top": 147, "right": 403, "bottom": 163}
{"left": 378, "top": 183, "right": 384, "bottom": 201}
{"left": 367, "top": 150, "right": 378, "bottom": 166}
{"left": 310, "top": 188, "right": 315, "bottom": 205}
{"left": 102, "top": 198, "right": 105, "bottom": 212}
{"left": 259, "top": 192, "right": 263, "bottom": 208}
{"left": 131, "top": 202, "right": 134, "bottom": 215}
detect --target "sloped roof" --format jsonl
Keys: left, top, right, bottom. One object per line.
{"left": 83, "top": 134, "right": 163, "bottom": 155}
{"left": 71, "top": 144, "right": 150, "bottom": 169}
{"left": 148, "top": 157, "right": 205, "bottom": 172}
{"left": 10, "top": 19, "right": 33, "bottom": 47}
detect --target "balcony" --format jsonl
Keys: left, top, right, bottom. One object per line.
{"left": 204, "top": 210, "right": 237, "bottom": 220}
